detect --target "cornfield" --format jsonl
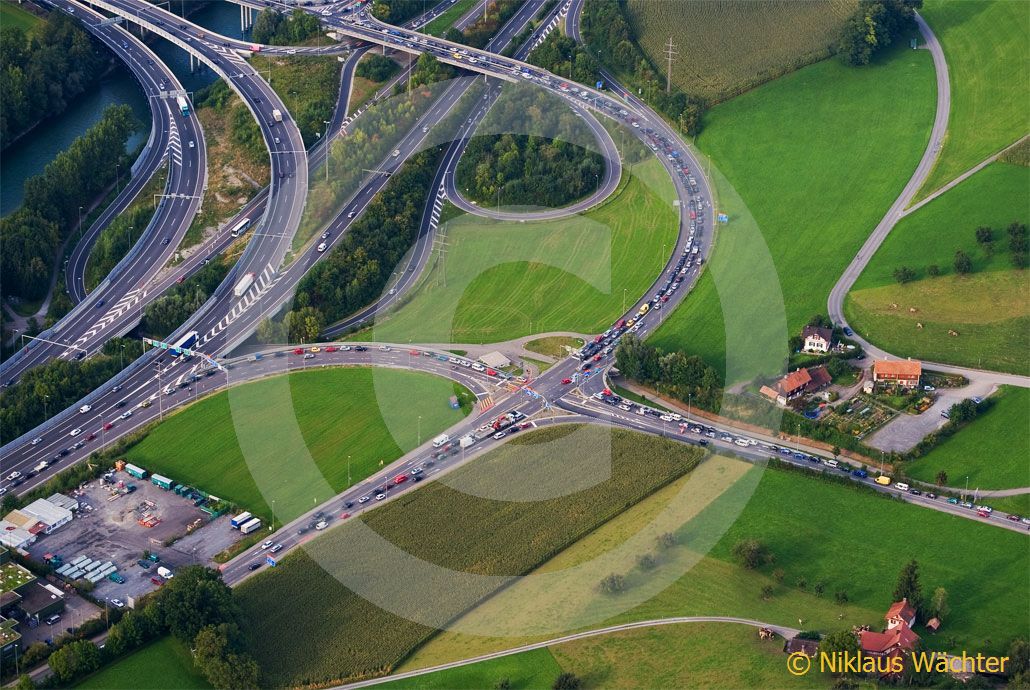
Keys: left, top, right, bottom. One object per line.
{"left": 236, "top": 425, "right": 706, "bottom": 687}
{"left": 626, "top": 0, "right": 857, "bottom": 103}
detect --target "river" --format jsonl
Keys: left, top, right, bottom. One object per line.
{"left": 1, "top": 1, "right": 247, "bottom": 217}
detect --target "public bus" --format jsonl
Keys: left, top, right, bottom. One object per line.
{"left": 170, "top": 331, "right": 199, "bottom": 358}
{"left": 230, "top": 217, "right": 252, "bottom": 238}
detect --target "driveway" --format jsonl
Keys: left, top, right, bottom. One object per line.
{"left": 867, "top": 379, "right": 997, "bottom": 453}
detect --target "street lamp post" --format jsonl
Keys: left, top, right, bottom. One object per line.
{"left": 78, "top": 206, "right": 84, "bottom": 241}
{"left": 323, "top": 119, "right": 332, "bottom": 182}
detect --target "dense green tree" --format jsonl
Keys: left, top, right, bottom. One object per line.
{"left": 553, "top": 672, "right": 582, "bottom": 690}
{"left": 892, "top": 559, "right": 922, "bottom": 609}
{"left": 731, "top": 539, "right": 773, "bottom": 570}
{"left": 820, "top": 629, "right": 859, "bottom": 662}
{"left": 154, "top": 566, "right": 240, "bottom": 643}
{"left": 1009, "top": 222, "right": 1029, "bottom": 268}
{"left": 251, "top": 9, "right": 321, "bottom": 46}
{"left": 356, "top": 53, "right": 399, "bottom": 82}
{"left": 893, "top": 265, "right": 916, "bottom": 283}
{"left": 953, "top": 250, "right": 973, "bottom": 274}
{"left": 929, "top": 586, "right": 949, "bottom": 621}
{"left": 194, "top": 623, "right": 261, "bottom": 690}
{"left": 46, "top": 640, "right": 102, "bottom": 684}
{"left": 838, "top": 0, "right": 923, "bottom": 66}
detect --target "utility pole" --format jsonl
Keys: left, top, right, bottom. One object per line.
{"left": 663, "top": 37, "right": 677, "bottom": 94}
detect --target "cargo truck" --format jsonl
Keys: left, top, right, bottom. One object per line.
{"left": 459, "top": 435, "right": 475, "bottom": 449}
{"left": 176, "top": 95, "right": 189, "bottom": 116}
{"left": 233, "top": 272, "right": 256, "bottom": 297}
{"left": 239, "top": 517, "right": 262, "bottom": 534}
{"left": 230, "top": 511, "right": 252, "bottom": 528}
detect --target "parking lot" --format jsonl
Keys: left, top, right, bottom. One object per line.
{"left": 27, "top": 472, "right": 245, "bottom": 606}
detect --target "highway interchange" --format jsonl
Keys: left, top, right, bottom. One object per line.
{"left": 2, "top": 0, "right": 1027, "bottom": 571}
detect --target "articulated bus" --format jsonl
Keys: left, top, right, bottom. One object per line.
{"left": 230, "top": 217, "right": 252, "bottom": 238}
{"left": 170, "top": 331, "right": 199, "bottom": 358}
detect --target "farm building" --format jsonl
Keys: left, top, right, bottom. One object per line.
{"left": 760, "top": 365, "right": 832, "bottom": 406}
{"left": 872, "top": 359, "right": 922, "bottom": 388}
{"left": 858, "top": 597, "right": 921, "bottom": 663}
{"left": 801, "top": 325, "right": 834, "bottom": 353}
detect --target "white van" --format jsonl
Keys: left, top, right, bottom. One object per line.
{"left": 431, "top": 433, "right": 450, "bottom": 448}
{"left": 317, "top": 242, "right": 327, "bottom": 253}
{"left": 894, "top": 482, "right": 910, "bottom": 492}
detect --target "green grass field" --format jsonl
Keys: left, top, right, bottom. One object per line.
{"left": 381, "top": 622, "right": 829, "bottom": 689}
{"left": 368, "top": 158, "right": 678, "bottom": 344}
{"left": 846, "top": 271, "right": 1029, "bottom": 374}
{"left": 0, "top": 2, "right": 41, "bottom": 31}
{"left": 523, "top": 336, "right": 584, "bottom": 359}
{"left": 846, "top": 161, "right": 1029, "bottom": 373}
{"left": 404, "top": 455, "right": 1027, "bottom": 670}
{"left": 852, "top": 163, "right": 1029, "bottom": 290}
{"left": 75, "top": 637, "right": 210, "bottom": 690}
{"left": 424, "top": 0, "right": 478, "bottom": 37}
{"left": 904, "top": 386, "right": 1030, "bottom": 490}
{"left": 650, "top": 45, "right": 935, "bottom": 380}
{"left": 626, "top": 0, "right": 856, "bottom": 103}
{"left": 124, "top": 367, "right": 470, "bottom": 521}
{"left": 917, "top": 0, "right": 1030, "bottom": 197}
{"left": 235, "top": 426, "right": 707, "bottom": 687}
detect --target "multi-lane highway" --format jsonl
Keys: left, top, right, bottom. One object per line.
{"left": 0, "top": 0, "right": 208, "bottom": 387}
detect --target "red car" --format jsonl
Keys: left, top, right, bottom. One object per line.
{"left": 85, "top": 433, "right": 96, "bottom": 442}
{"left": 561, "top": 378, "right": 572, "bottom": 385}
{"left": 325, "top": 346, "right": 338, "bottom": 353}
{"left": 661, "top": 295, "right": 670, "bottom": 302}
{"left": 293, "top": 348, "right": 304, "bottom": 355}
{"left": 593, "top": 354, "right": 602, "bottom": 362}
{"left": 339, "top": 512, "right": 350, "bottom": 520}
{"left": 176, "top": 276, "right": 185, "bottom": 284}
{"left": 393, "top": 474, "right": 408, "bottom": 485}
{"left": 102, "top": 422, "right": 113, "bottom": 431}
{"left": 151, "top": 577, "right": 164, "bottom": 586}
{"left": 409, "top": 349, "right": 420, "bottom": 356}
{"left": 593, "top": 335, "right": 603, "bottom": 343}
{"left": 485, "top": 368, "right": 497, "bottom": 376}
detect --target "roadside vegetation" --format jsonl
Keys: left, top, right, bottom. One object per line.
{"left": 442, "top": 0, "right": 521, "bottom": 49}
{"left": 75, "top": 636, "right": 210, "bottom": 690}
{"left": 185, "top": 83, "right": 269, "bottom": 248}
{"left": 902, "top": 386, "right": 1029, "bottom": 490}
{"left": 423, "top": 0, "right": 478, "bottom": 37}
{"left": 0, "top": 338, "right": 144, "bottom": 445}
{"left": 625, "top": 0, "right": 856, "bottom": 103}
{"left": 85, "top": 164, "right": 168, "bottom": 291}
{"left": 846, "top": 161, "right": 1029, "bottom": 373}
{"left": 650, "top": 43, "right": 934, "bottom": 378}
{"left": 1, "top": 104, "right": 139, "bottom": 304}
{"left": 348, "top": 52, "right": 399, "bottom": 112}
{"left": 524, "top": 336, "right": 584, "bottom": 359}
{"left": 250, "top": 8, "right": 321, "bottom": 46}
{"left": 404, "top": 454, "right": 1028, "bottom": 671}
{"left": 249, "top": 50, "right": 342, "bottom": 148}
{"left": 917, "top": 0, "right": 1030, "bottom": 197}
{"left": 371, "top": 155, "right": 677, "bottom": 344}
{"left": 124, "top": 367, "right": 470, "bottom": 522}
{"left": 139, "top": 259, "right": 230, "bottom": 339}
{"left": 286, "top": 148, "right": 442, "bottom": 338}
{"left": 235, "top": 426, "right": 707, "bottom": 686}
{"left": 0, "top": 11, "right": 106, "bottom": 147}
{"left": 455, "top": 86, "right": 605, "bottom": 209}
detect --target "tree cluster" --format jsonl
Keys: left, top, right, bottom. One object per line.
{"left": 47, "top": 567, "right": 260, "bottom": 689}
{"left": 578, "top": 0, "right": 705, "bottom": 136}
{"left": 456, "top": 87, "right": 606, "bottom": 208}
{"left": 288, "top": 148, "right": 442, "bottom": 335}
{"left": 1, "top": 105, "right": 137, "bottom": 302}
{"left": 0, "top": 338, "right": 144, "bottom": 445}
{"left": 140, "top": 261, "right": 229, "bottom": 339}
{"left": 445, "top": 0, "right": 522, "bottom": 50}
{"left": 893, "top": 220, "right": 1028, "bottom": 285}
{"left": 838, "top": 0, "right": 923, "bottom": 66}
{"left": 85, "top": 202, "right": 153, "bottom": 291}
{"left": 370, "top": 0, "right": 435, "bottom": 25}
{"left": 355, "top": 53, "right": 399, "bottom": 82}
{"left": 0, "top": 12, "right": 107, "bottom": 147}
{"left": 614, "top": 335, "right": 722, "bottom": 410}
{"left": 250, "top": 9, "right": 321, "bottom": 46}
{"left": 731, "top": 538, "right": 774, "bottom": 570}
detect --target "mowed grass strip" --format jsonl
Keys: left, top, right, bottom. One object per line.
{"left": 406, "top": 456, "right": 1028, "bottom": 669}
{"left": 524, "top": 336, "right": 585, "bottom": 359}
{"left": 904, "top": 386, "right": 1030, "bottom": 490}
{"left": 235, "top": 426, "right": 706, "bottom": 687}
{"left": 626, "top": 0, "right": 856, "bottom": 103}
{"left": 124, "top": 367, "right": 469, "bottom": 521}
{"left": 374, "top": 648, "right": 563, "bottom": 690}
{"left": 917, "top": 0, "right": 1030, "bottom": 198}
{"left": 369, "top": 158, "right": 678, "bottom": 344}
{"left": 0, "top": 2, "right": 41, "bottom": 31}
{"left": 75, "top": 636, "right": 210, "bottom": 690}
{"left": 651, "top": 45, "right": 935, "bottom": 376}
{"left": 845, "top": 270, "right": 1030, "bottom": 375}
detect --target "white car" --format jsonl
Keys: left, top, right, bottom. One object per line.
{"left": 109, "top": 599, "right": 125, "bottom": 609}
{"left": 30, "top": 437, "right": 42, "bottom": 446}
{"left": 617, "top": 404, "right": 631, "bottom": 411}
{"left": 119, "top": 411, "right": 133, "bottom": 420}
{"left": 375, "top": 493, "right": 386, "bottom": 501}
{"left": 6, "top": 471, "right": 21, "bottom": 481}
{"left": 358, "top": 495, "right": 370, "bottom": 503}
{"left": 379, "top": 345, "right": 391, "bottom": 352}
{"left": 69, "top": 428, "right": 82, "bottom": 437}
{"left": 79, "top": 405, "right": 92, "bottom": 414}
{"left": 261, "top": 540, "right": 274, "bottom": 550}
{"left": 317, "top": 242, "right": 327, "bottom": 253}
{"left": 340, "top": 345, "right": 352, "bottom": 351}
{"left": 391, "top": 149, "right": 400, "bottom": 157}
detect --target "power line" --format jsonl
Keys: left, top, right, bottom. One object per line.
{"left": 663, "top": 37, "right": 677, "bottom": 94}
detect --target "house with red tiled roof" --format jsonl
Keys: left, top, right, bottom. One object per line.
{"left": 759, "top": 366, "right": 833, "bottom": 406}
{"left": 872, "top": 359, "right": 922, "bottom": 389}
{"left": 859, "top": 598, "right": 921, "bottom": 665}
